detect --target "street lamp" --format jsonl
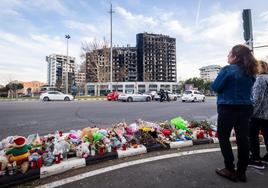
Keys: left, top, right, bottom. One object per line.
{"left": 65, "top": 34, "right": 70, "bottom": 94}
{"left": 108, "top": 2, "right": 114, "bottom": 91}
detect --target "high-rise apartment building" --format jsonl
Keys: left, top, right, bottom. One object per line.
{"left": 199, "top": 65, "right": 221, "bottom": 81}
{"left": 86, "top": 46, "right": 137, "bottom": 83}
{"left": 46, "top": 54, "right": 75, "bottom": 91}
{"left": 136, "top": 33, "right": 176, "bottom": 82}
{"left": 75, "top": 71, "right": 86, "bottom": 85}
{"left": 113, "top": 46, "right": 137, "bottom": 82}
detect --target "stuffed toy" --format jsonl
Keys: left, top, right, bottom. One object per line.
{"left": 0, "top": 155, "right": 8, "bottom": 175}
{"left": 5, "top": 136, "right": 31, "bottom": 174}
{"left": 170, "top": 117, "right": 188, "bottom": 131}
{"left": 5, "top": 136, "right": 31, "bottom": 165}
{"left": 53, "top": 140, "right": 70, "bottom": 161}
{"left": 76, "top": 143, "right": 90, "bottom": 158}
{"left": 0, "top": 136, "right": 14, "bottom": 151}
{"left": 42, "top": 151, "right": 54, "bottom": 166}
{"left": 81, "top": 127, "right": 99, "bottom": 143}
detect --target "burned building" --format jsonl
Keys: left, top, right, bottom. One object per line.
{"left": 86, "top": 46, "right": 137, "bottom": 83}
{"left": 113, "top": 46, "right": 137, "bottom": 82}
{"left": 136, "top": 33, "right": 176, "bottom": 82}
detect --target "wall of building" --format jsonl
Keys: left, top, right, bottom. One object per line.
{"left": 86, "top": 82, "right": 180, "bottom": 96}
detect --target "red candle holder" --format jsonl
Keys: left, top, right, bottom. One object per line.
{"left": 122, "top": 144, "right": 126, "bottom": 151}
{"left": 99, "top": 147, "right": 105, "bottom": 156}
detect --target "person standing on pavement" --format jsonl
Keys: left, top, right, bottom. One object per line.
{"left": 211, "top": 44, "right": 258, "bottom": 182}
{"left": 248, "top": 60, "right": 268, "bottom": 169}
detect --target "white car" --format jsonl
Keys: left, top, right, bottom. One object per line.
{"left": 154, "top": 91, "right": 178, "bottom": 101}
{"left": 40, "top": 91, "right": 74, "bottom": 101}
{"left": 118, "top": 93, "right": 152, "bottom": 102}
{"left": 181, "top": 90, "right": 205, "bottom": 102}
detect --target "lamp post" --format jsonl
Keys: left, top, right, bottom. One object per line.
{"left": 108, "top": 2, "right": 114, "bottom": 91}
{"left": 65, "top": 34, "right": 70, "bottom": 94}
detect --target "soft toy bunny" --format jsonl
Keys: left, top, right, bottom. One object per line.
{"left": 76, "top": 143, "right": 90, "bottom": 158}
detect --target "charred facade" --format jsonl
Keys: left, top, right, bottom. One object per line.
{"left": 137, "top": 33, "right": 176, "bottom": 82}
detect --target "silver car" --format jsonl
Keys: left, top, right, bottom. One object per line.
{"left": 118, "top": 93, "right": 152, "bottom": 102}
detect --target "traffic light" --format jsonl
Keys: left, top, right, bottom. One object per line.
{"left": 242, "top": 9, "right": 253, "bottom": 42}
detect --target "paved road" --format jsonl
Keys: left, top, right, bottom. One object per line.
{"left": 0, "top": 99, "right": 217, "bottom": 139}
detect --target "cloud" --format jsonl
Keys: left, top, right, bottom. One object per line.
{"left": 0, "top": 31, "right": 82, "bottom": 85}
{"left": 115, "top": 6, "right": 158, "bottom": 29}
{"left": 64, "top": 20, "right": 97, "bottom": 33}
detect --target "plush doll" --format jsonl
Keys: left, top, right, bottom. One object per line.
{"left": 5, "top": 136, "right": 31, "bottom": 164}
{"left": 76, "top": 143, "right": 90, "bottom": 158}
{"left": 0, "top": 136, "right": 14, "bottom": 151}
{"left": 5, "top": 136, "right": 31, "bottom": 173}
{"left": 81, "top": 127, "right": 99, "bottom": 143}
{"left": 0, "top": 155, "right": 8, "bottom": 175}
{"left": 53, "top": 140, "right": 70, "bottom": 161}
{"left": 42, "top": 151, "right": 54, "bottom": 166}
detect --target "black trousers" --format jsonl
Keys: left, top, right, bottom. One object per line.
{"left": 217, "top": 104, "right": 253, "bottom": 173}
{"left": 249, "top": 117, "right": 268, "bottom": 160}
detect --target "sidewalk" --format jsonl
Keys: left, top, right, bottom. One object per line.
{"left": 22, "top": 145, "right": 268, "bottom": 188}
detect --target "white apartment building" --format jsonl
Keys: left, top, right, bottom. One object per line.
{"left": 75, "top": 72, "right": 86, "bottom": 85}
{"left": 46, "top": 54, "right": 75, "bottom": 87}
{"left": 199, "top": 65, "right": 221, "bottom": 81}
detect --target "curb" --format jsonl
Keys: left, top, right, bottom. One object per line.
{"left": 0, "top": 137, "right": 235, "bottom": 187}
{"left": 0, "top": 98, "right": 107, "bottom": 102}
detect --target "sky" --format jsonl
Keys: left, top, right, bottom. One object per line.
{"left": 0, "top": 0, "right": 268, "bottom": 85}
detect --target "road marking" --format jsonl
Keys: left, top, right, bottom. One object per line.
{"left": 36, "top": 147, "right": 229, "bottom": 188}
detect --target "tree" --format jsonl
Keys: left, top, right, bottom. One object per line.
{"left": 184, "top": 77, "right": 205, "bottom": 91}
{"left": 6, "top": 81, "right": 24, "bottom": 98}
{"left": 182, "top": 77, "right": 213, "bottom": 94}
{"left": 81, "top": 38, "right": 110, "bottom": 96}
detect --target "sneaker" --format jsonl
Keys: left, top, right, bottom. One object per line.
{"left": 261, "top": 153, "right": 268, "bottom": 165}
{"left": 248, "top": 159, "right": 265, "bottom": 170}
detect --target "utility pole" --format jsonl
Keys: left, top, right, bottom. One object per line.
{"left": 65, "top": 34, "right": 70, "bottom": 94}
{"left": 108, "top": 2, "right": 115, "bottom": 91}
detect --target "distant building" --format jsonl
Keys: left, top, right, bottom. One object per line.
{"left": 20, "top": 81, "right": 46, "bottom": 95}
{"left": 199, "top": 65, "right": 221, "bottom": 81}
{"left": 136, "top": 32, "right": 177, "bottom": 82}
{"left": 75, "top": 71, "right": 86, "bottom": 85}
{"left": 46, "top": 54, "right": 75, "bottom": 91}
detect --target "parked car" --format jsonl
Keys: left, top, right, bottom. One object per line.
{"left": 143, "top": 91, "right": 157, "bottom": 100}
{"left": 118, "top": 92, "right": 152, "bottom": 102}
{"left": 181, "top": 90, "right": 205, "bottom": 102}
{"left": 154, "top": 91, "right": 178, "bottom": 101}
{"left": 107, "top": 91, "right": 119, "bottom": 101}
{"left": 40, "top": 91, "right": 74, "bottom": 101}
